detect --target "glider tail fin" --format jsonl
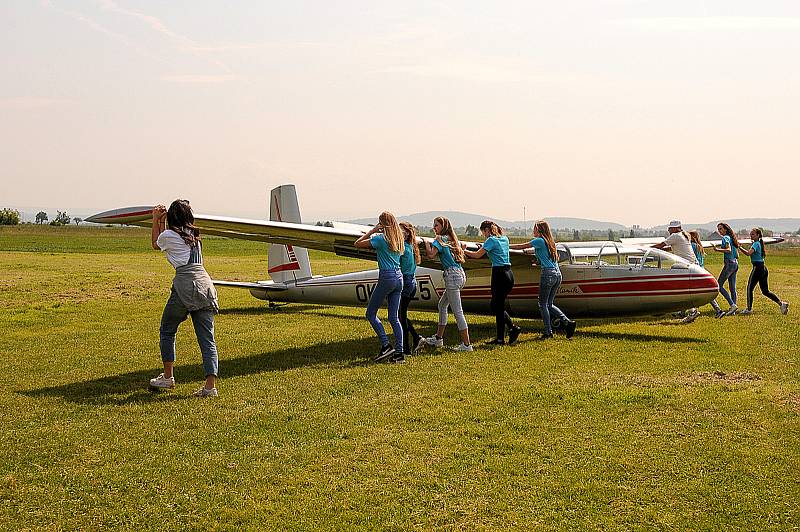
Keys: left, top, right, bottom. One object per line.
{"left": 267, "top": 184, "right": 313, "bottom": 283}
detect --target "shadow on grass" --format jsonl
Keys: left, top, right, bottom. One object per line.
{"left": 218, "top": 304, "right": 325, "bottom": 316}
{"left": 22, "top": 336, "right": 385, "bottom": 406}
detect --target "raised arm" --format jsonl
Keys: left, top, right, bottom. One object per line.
{"left": 508, "top": 241, "right": 531, "bottom": 251}
{"left": 354, "top": 224, "right": 381, "bottom": 249}
{"left": 151, "top": 205, "right": 167, "bottom": 250}
{"left": 424, "top": 238, "right": 439, "bottom": 259}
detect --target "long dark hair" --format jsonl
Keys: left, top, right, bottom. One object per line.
{"left": 167, "top": 199, "right": 200, "bottom": 246}
{"left": 717, "top": 222, "right": 739, "bottom": 248}
{"left": 752, "top": 227, "right": 766, "bottom": 257}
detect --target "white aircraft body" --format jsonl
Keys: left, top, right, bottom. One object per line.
{"left": 88, "top": 185, "right": 732, "bottom": 319}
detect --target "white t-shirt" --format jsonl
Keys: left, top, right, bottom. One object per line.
{"left": 156, "top": 229, "right": 192, "bottom": 268}
{"left": 663, "top": 231, "right": 696, "bottom": 264}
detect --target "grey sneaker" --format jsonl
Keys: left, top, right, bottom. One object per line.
{"left": 193, "top": 387, "right": 218, "bottom": 398}
{"left": 725, "top": 304, "right": 738, "bottom": 316}
{"left": 780, "top": 301, "right": 789, "bottom": 315}
{"left": 149, "top": 373, "right": 175, "bottom": 389}
{"left": 453, "top": 343, "right": 474, "bottom": 352}
{"left": 738, "top": 309, "right": 753, "bottom": 315}
{"left": 423, "top": 335, "right": 444, "bottom": 348}
{"left": 681, "top": 309, "right": 700, "bottom": 324}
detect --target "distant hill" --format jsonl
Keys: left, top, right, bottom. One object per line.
{"left": 651, "top": 218, "right": 800, "bottom": 233}
{"left": 348, "top": 211, "right": 627, "bottom": 231}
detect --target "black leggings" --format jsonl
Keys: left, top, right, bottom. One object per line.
{"left": 491, "top": 266, "right": 515, "bottom": 340}
{"left": 399, "top": 294, "right": 419, "bottom": 354}
{"left": 747, "top": 262, "right": 781, "bottom": 310}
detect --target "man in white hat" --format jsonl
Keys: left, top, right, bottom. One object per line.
{"left": 653, "top": 220, "right": 696, "bottom": 263}
{"left": 653, "top": 220, "right": 700, "bottom": 323}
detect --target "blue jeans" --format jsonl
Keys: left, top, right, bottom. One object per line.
{"left": 718, "top": 259, "right": 738, "bottom": 306}
{"left": 160, "top": 288, "right": 219, "bottom": 377}
{"left": 366, "top": 269, "right": 404, "bottom": 353}
{"left": 539, "top": 268, "right": 568, "bottom": 335}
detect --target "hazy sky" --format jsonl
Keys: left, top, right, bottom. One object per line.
{"left": 2, "top": 1, "right": 799, "bottom": 226}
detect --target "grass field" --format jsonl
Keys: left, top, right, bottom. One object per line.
{"left": 1, "top": 225, "right": 799, "bottom": 530}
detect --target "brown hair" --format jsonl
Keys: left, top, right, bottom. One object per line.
{"left": 377, "top": 212, "right": 403, "bottom": 253}
{"left": 752, "top": 227, "right": 766, "bottom": 257}
{"left": 433, "top": 216, "right": 465, "bottom": 263}
{"left": 399, "top": 221, "right": 421, "bottom": 264}
{"left": 479, "top": 220, "right": 503, "bottom": 237}
{"left": 689, "top": 230, "right": 705, "bottom": 257}
{"left": 534, "top": 220, "right": 558, "bottom": 262}
{"left": 167, "top": 199, "right": 200, "bottom": 246}
{"left": 717, "top": 222, "right": 740, "bottom": 248}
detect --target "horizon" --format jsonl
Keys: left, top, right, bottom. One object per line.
{"left": 7, "top": 203, "right": 799, "bottom": 232}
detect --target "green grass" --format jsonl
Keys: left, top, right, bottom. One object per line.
{"left": 1, "top": 225, "right": 799, "bottom": 530}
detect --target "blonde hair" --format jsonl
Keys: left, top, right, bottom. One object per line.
{"left": 534, "top": 220, "right": 558, "bottom": 262}
{"left": 433, "top": 216, "right": 465, "bottom": 263}
{"left": 378, "top": 212, "right": 403, "bottom": 253}
{"left": 399, "top": 221, "right": 421, "bottom": 264}
{"left": 480, "top": 220, "right": 503, "bottom": 237}
{"left": 689, "top": 230, "right": 705, "bottom": 256}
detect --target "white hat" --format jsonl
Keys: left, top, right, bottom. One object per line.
{"left": 668, "top": 220, "right": 682, "bottom": 229}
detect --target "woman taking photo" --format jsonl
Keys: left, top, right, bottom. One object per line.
{"left": 463, "top": 220, "right": 521, "bottom": 345}
{"left": 712, "top": 222, "right": 740, "bottom": 316}
{"left": 355, "top": 212, "right": 405, "bottom": 362}
{"left": 510, "top": 220, "right": 576, "bottom": 339}
{"left": 737, "top": 228, "right": 789, "bottom": 315}
{"left": 397, "top": 222, "right": 423, "bottom": 361}
{"left": 149, "top": 200, "right": 220, "bottom": 397}
{"left": 423, "top": 216, "right": 472, "bottom": 351}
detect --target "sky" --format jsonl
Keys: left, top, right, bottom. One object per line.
{"left": 2, "top": 1, "right": 799, "bottom": 227}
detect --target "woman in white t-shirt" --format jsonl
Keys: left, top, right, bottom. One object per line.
{"left": 148, "top": 200, "right": 220, "bottom": 397}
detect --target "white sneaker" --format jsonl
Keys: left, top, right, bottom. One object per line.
{"left": 738, "top": 309, "right": 753, "bottom": 315}
{"left": 725, "top": 305, "right": 738, "bottom": 316}
{"left": 453, "top": 343, "right": 474, "bottom": 352}
{"left": 680, "top": 309, "right": 700, "bottom": 324}
{"left": 149, "top": 373, "right": 175, "bottom": 389}
{"left": 193, "top": 387, "right": 218, "bottom": 398}
{"left": 781, "top": 301, "right": 789, "bottom": 315}
{"left": 423, "top": 335, "right": 443, "bottom": 348}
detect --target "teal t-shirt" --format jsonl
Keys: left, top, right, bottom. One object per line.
{"left": 400, "top": 241, "right": 417, "bottom": 275}
{"left": 482, "top": 235, "right": 511, "bottom": 267}
{"left": 530, "top": 237, "right": 558, "bottom": 269}
{"left": 691, "top": 242, "right": 705, "bottom": 267}
{"left": 750, "top": 240, "right": 765, "bottom": 263}
{"left": 370, "top": 234, "right": 401, "bottom": 270}
{"left": 432, "top": 237, "right": 462, "bottom": 270}
{"left": 721, "top": 235, "right": 738, "bottom": 260}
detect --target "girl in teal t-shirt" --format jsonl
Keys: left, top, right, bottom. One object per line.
{"left": 423, "top": 216, "right": 472, "bottom": 351}
{"left": 354, "top": 211, "right": 405, "bottom": 362}
{"left": 737, "top": 228, "right": 789, "bottom": 315}
{"left": 463, "top": 220, "right": 520, "bottom": 345}
{"left": 690, "top": 230, "right": 724, "bottom": 318}
{"left": 510, "top": 220, "right": 576, "bottom": 339}
{"left": 712, "top": 222, "right": 740, "bottom": 315}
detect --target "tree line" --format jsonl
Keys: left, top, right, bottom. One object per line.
{"left": 0, "top": 209, "right": 82, "bottom": 226}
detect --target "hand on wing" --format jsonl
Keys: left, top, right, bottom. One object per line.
{"left": 152, "top": 205, "right": 167, "bottom": 221}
